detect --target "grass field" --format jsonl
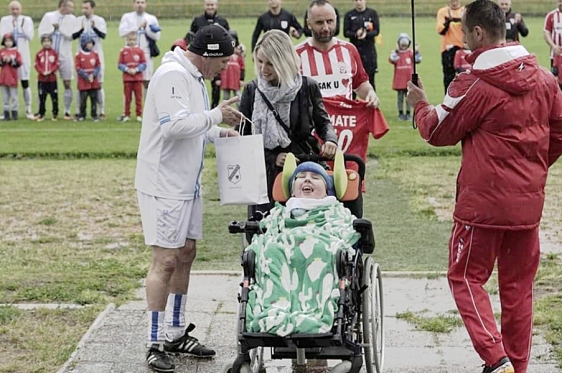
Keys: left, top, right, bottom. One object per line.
{"left": 1, "top": 16, "right": 562, "bottom": 373}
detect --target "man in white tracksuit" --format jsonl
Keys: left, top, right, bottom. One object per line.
{"left": 0, "top": 1, "right": 34, "bottom": 119}
{"left": 118, "top": 0, "right": 161, "bottom": 90}
{"left": 38, "top": 0, "right": 76, "bottom": 120}
{"left": 73, "top": 0, "right": 106, "bottom": 119}
{"left": 134, "top": 24, "right": 241, "bottom": 373}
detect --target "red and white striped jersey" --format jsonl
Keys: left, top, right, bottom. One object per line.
{"left": 544, "top": 9, "right": 562, "bottom": 56}
{"left": 295, "top": 38, "right": 369, "bottom": 100}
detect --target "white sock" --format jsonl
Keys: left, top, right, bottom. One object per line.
{"left": 64, "top": 88, "right": 72, "bottom": 113}
{"left": 165, "top": 293, "right": 187, "bottom": 341}
{"left": 98, "top": 88, "right": 105, "bottom": 115}
{"left": 23, "top": 87, "right": 32, "bottom": 112}
{"left": 146, "top": 310, "right": 166, "bottom": 345}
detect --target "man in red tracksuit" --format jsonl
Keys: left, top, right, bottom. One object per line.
{"left": 75, "top": 36, "right": 101, "bottom": 121}
{"left": 118, "top": 31, "right": 146, "bottom": 122}
{"left": 34, "top": 34, "right": 59, "bottom": 121}
{"left": 406, "top": 1, "right": 562, "bottom": 373}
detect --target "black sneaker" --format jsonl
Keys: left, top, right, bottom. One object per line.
{"left": 164, "top": 323, "right": 216, "bottom": 358}
{"left": 482, "top": 357, "right": 514, "bottom": 373}
{"left": 146, "top": 344, "right": 175, "bottom": 373}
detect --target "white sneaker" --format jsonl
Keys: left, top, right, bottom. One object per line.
{"left": 136, "top": 116, "right": 142, "bottom": 122}
{"left": 121, "top": 116, "right": 130, "bottom": 122}
{"left": 26, "top": 111, "right": 35, "bottom": 120}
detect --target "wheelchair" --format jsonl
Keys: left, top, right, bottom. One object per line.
{"left": 223, "top": 154, "right": 385, "bottom": 373}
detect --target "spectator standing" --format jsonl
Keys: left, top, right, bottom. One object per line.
{"left": 75, "top": 36, "right": 100, "bottom": 121}
{"left": 118, "top": 0, "right": 161, "bottom": 90}
{"left": 407, "top": 1, "right": 562, "bottom": 372}
{"left": 0, "top": 1, "right": 34, "bottom": 119}
{"left": 251, "top": 0, "right": 303, "bottom": 52}
{"left": 498, "top": 0, "right": 528, "bottom": 42}
{"left": 389, "top": 33, "right": 421, "bottom": 121}
{"left": 218, "top": 30, "right": 245, "bottom": 102}
{"left": 118, "top": 31, "right": 146, "bottom": 122}
{"left": 34, "top": 34, "right": 59, "bottom": 121}
{"left": 543, "top": 0, "right": 562, "bottom": 67}
{"left": 38, "top": 0, "right": 76, "bottom": 120}
{"left": 135, "top": 25, "right": 242, "bottom": 373}
{"left": 73, "top": 0, "right": 106, "bottom": 119}
{"left": 190, "top": 0, "right": 229, "bottom": 109}
{"left": 453, "top": 43, "right": 471, "bottom": 74}
{"left": 343, "top": 0, "right": 380, "bottom": 91}
{"left": 436, "top": 0, "right": 464, "bottom": 93}
{"left": 0, "top": 33, "right": 21, "bottom": 120}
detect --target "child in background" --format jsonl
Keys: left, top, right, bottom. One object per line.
{"left": 454, "top": 43, "right": 471, "bottom": 74}
{"left": 0, "top": 33, "right": 22, "bottom": 120}
{"left": 217, "top": 30, "right": 245, "bottom": 102}
{"left": 552, "top": 53, "right": 562, "bottom": 91}
{"left": 389, "top": 33, "right": 421, "bottom": 121}
{"left": 118, "top": 31, "right": 146, "bottom": 122}
{"left": 75, "top": 36, "right": 101, "bottom": 121}
{"left": 34, "top": 34, "right": 59, "bottom": 121}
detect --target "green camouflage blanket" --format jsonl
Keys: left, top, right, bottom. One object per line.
{"left": 245, "top": 199, "right": 359, "bottom": 336}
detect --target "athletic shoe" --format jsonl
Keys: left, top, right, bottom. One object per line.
{"left": 26, "top": 111, "right": 35, "bottom": 120}
{"left": 63, "top": 112, "right": 73, "bottom": 120}
{"left": 146, "top": 344, "right": 175, "bottom": 373}
{"left": 164, "top": 323, "right": 215, "bottom": 357}
{"left": 482, "top": 357, "right": 514, "bottom": 373}
{"left": 121, "top": 116, "right": 130, "bottom": 122}
{"left": 405, "top": 114, "right": 412, "bottom": 120}
{"left": 137, "top": 116, "right": 142, "bottom": 122}
{"left": 398, "top": 114, "right": 406, "bottom": 121}
{"left": 93, "top": 116, "right": 100, "bottom": 122}
{"left": 36, "top": 115, "right": 45, "bottom": 122}
{"left": 51, "top": 116, "right": 58, "bottom": 121}
{"left": 99, "top": 114, "right": 106, "bottom": 120}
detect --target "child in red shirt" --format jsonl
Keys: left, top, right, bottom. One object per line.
{"left": 34, "top": 34, "right": 59, "bottom": 121}
{"left": 389, "top": 33, "right": 421, "bottom": 120}
{"left": 75, "top": 36, "right": 101, "bottom": 121}
{"left": 454, "top": 43, "right": 472, "bottom": 74}
{"left": 0, "top": 33, "right": 22, "bottom": 120}
{"left": 118, "top": 32, "right": 146, "bottom": 122}
{"left": 218, "top": 30, "right": 245, "bottom": 102}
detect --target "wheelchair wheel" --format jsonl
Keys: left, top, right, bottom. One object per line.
{"left": 330, "top": 361, "right": 352, "bottom": 373}
{"left": 249, "top": 347, "right": 265, "bottom": 373}
{"left": 362, "top": 257, "right": 384, "bottom": 373}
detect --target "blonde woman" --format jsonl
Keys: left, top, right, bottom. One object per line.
{"left": 239, "top": 30, "right": 338, "bottom": 218}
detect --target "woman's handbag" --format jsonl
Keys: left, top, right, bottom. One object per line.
{"left": 215, "top": 134, "right": 269, "bottom": 205}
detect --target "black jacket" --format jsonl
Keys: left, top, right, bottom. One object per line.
{"left": 251, "top": 9, "right": 303, "bottom": 51}
{"left": 504, "top": 9, "right": 528, "bottom": 42}
{"left": 190, "top": 13, "right": 229, "bottom": 34}
{"left": 343, "top": 7, "right": 379, "bottom": 72}
{"left": 303, "top": 8, "right": 340, "bottom": 37}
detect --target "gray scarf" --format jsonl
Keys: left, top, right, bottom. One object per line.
{"left": 252, "top": 74, "right": 303, "bottom": 150}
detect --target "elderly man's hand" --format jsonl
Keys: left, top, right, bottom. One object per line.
{"left": 406, "top": 79, "right": 428, "bottom": 108}
{"left": 220, "top": 129, "right": 239, "bottom": 137}
{"left": 218, "top": 96, "right": 243, "bottom": 127}
{"left": 320, "top": 141, "right": 338, "bottom": 159}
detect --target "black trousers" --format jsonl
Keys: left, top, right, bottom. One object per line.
{"left": 79, "top": 89, "right": 99, "bottom": 119}
{"left": 442, "top": 47, "right": 460, "bottom": 93}
{"left": 38, "top": 81, "right": 58, "bottom": 117}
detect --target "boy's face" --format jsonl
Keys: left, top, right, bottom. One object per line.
{"left": 4, "top": 38, "right": 13, "bottom": 48}
{"left": 127, "top": 35, "right": 137, "bottom": 46}
{"left": 42, "top": 39, "right": 52, "bottom": 48}
{"left": 84, "top": 41, "right": 93, "bottom": 50}
{"left": 398, "top": 41, "right": 409, "bottom": 50}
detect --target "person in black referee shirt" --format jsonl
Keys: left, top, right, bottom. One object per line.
{"left": 251, "top": 0, "right": 303, "bottom": 52}
{"left": 343, "top": 0, "right": 380, "bottom": 91}
{"left": 190, "top": 0, "right": 230, "bottom": 108}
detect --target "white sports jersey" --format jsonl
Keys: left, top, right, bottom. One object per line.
{"left": 75, "top": 15, "right": 106, "bottom": 64}
{"left": 118, "top": 11, "right": 160, "bottom": 62}
{"left": 295, "top": 38, "right": 369, "bottom": 100}
{"left": 38, "top": 11, "right": 76, "bottom": 61}
{"left": 0, "top": 15, "right": 33, "bottom": 68}
{"left": 544, "top": 9, "right": 562, "bottom": 57}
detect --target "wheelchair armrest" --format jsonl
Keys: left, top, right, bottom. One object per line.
{"left": 228, "top": 221, "right": 262, "bottom": 234}
{"left": 353, "top": 218, "right": 375, "bottom": 255}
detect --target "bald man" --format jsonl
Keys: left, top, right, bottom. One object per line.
{"left": 0, "top": 1, "right": 34, "bottom": 119}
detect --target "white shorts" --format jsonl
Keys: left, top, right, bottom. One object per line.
{"left": 143, "top": 58, "right": 154, "bottom": 81}
{"left": 59, "top": 56, "right": 74, "bottom": 81}
{"left": 18, "top": 63, "right": 30, "bottom": 81}
{"left": 137, "top": 191, "right": 203, "bottom": 248}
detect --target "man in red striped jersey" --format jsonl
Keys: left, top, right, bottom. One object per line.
{"left": 543, "top": 0, "right": 562, "bottom": 66}
{"left": 295, "top": 0, "right": 378, "bottom": 106}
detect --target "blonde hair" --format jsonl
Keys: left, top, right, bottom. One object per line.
{"left": 253, "top": 30, "right": 300, "bottom": 85}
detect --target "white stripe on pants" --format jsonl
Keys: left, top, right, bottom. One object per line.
{"left": 1, "top": 86, "right": 18, "bottom": 111}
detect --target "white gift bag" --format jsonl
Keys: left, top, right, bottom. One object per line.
{"left": 214, "top": 134, "right": 269, "bottom": 205}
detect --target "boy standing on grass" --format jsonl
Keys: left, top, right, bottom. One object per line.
{"left": 389, "top": 33, "right": 421, "bottom": 121}
{"left": 75, "top": 36, "right": 100, "bottom": 121}
{"left": 118, "top": 31, "right": 146, "bottom": 122}
{"left": 34, "top": 34, "right": 59, "bottom": 121}
{"left": 0, "top": 33, "right": 22, "bottom": 120}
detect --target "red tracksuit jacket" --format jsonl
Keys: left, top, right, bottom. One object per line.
{"left": 35, "top": 48, "right": 59, "bottom": 83}
{"left": 75, "top": 49, "right": 101, "bottom": 91}
{"left": 0, "top": 47, "right": 22, "bottom": 87}
{"left": 118, "top": 46, "right": 146, "bottom": 83}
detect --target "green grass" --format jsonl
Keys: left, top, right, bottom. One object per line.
{"left": 396, "top": 309, "right": 464, "bottom": 333}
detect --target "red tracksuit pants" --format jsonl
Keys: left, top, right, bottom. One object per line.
{"left": 448, "top": 222, "right": 540, "bottom": 373}
{"left": 124, "top": 81, "right": 143, "bottom": 117}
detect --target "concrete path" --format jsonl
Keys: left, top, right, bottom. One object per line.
{"left": 58, "top": 272, "right": 561, "bottom": 373}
